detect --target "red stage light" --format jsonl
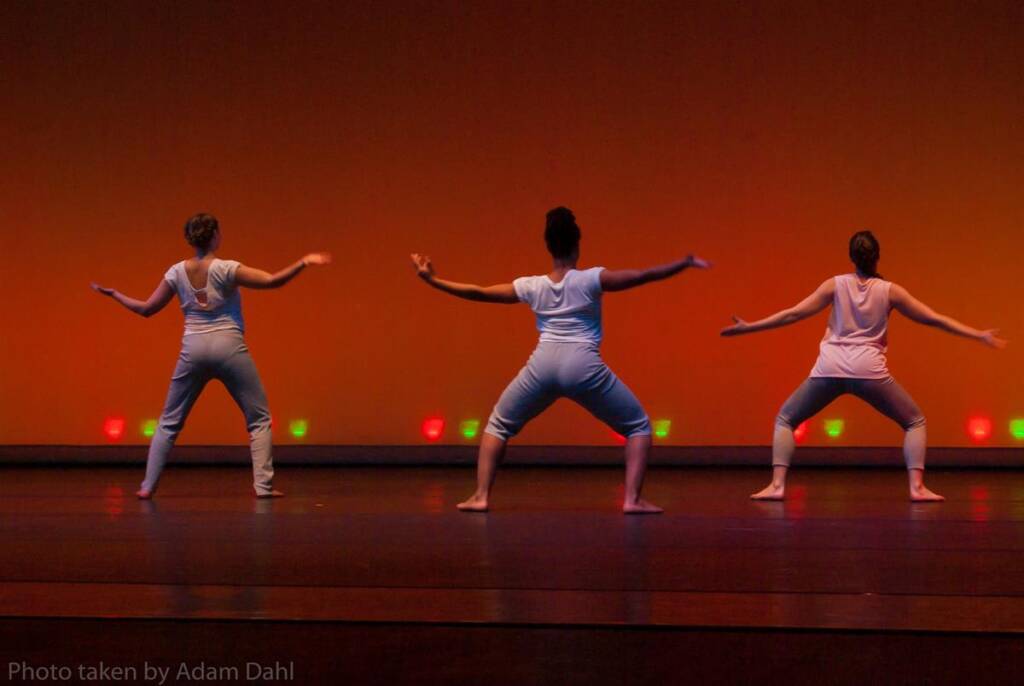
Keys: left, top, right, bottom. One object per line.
{"left": 793, "top": 421, "right": 810, "bottom": 443}
{"left": 611, "top": 431, "right": 627, "bottom": 445}
{"left": 421, "top": 417, "right": 445, "bottom": 442}
{"left": 967, "top": 417, "right": 992, "bottom": 443}
{"left": 103, "top": 417, "right": 126, "bottom": 442}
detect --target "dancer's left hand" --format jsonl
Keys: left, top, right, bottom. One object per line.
{"left": 687, "top": 255, "right": 713, "bottom": 269}
{"left": 91, "top": 283, "right": 114, "bottom": 297}
{"left": 410, "top": 253, "right": 435, "bottom": 280}
{"left": 720, "top": 315, "right": 749, "bottom": 336}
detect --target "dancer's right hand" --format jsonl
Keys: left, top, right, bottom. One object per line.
{"left": 687, "top": 255, "right": 713, "bottom": 269}
{"left": 302, "top": 253, "right": 332, "bottom": 266}
{"left": 980, "top": 329, "right": 1008, "bottom": 349}
{"left": 720, "top": 315, "right": 750, "bottom": 337}
{"left": 90, "top": 283, "right": 114, "bottom": 297}
{"left": 410, "top": 253, "right": 435, "bottom": 280}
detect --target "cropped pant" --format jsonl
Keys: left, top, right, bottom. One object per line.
{"left": 775, "top": 376, "right": 927, "bottom": 468}
{"left": 485, "top": 341, "right": 651, "bottom": 441}
{"left": 142, "top": 329, "right": 274, "bottom": 494}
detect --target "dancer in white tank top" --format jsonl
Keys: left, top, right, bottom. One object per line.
{"left": 92, "top": 213, "right": 331, "bottom": 499}
{"left": 722, "top": 231, "right": 1006, "bottom": 502}
{"left": 411, "top": 206, "right": 711, "bottom": 514}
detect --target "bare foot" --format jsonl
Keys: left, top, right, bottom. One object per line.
{"left": 256, "top": 489, "right": 285, "bottom": 499}
{"left": 135, "top": 489, "right": 153, "bottom": 500}
{"left": 910, "top": 485, "right": 944, "bottom": 502}
{"left": 456, "top": 495, "right": 489, "bottom": 512}
{"left": 623, "top": 499, "right": 663, "bottom": 514}
{"left": 750, "top": 483, "right": 785, "bottom": 500}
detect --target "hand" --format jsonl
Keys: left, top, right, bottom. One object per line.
{"left": 410, "top": 253, "right": 435, "bottom": 280}
{"left": 720, "top": 315, "right": 750, "bottom": 337}
{"left": 687, "top": 254, "right": 713, "bottom": 269}
{"left": 980, "top": 329, "right": 1008, "bottom": 350}
{"left": 91, "top": 283, "right": 115, "bottom": 297}
{"left": 301, "top": 253, "right": 332, "bottom": 267}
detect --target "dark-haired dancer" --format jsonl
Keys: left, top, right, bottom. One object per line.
{"left": 411, "top": 207, "right": 710, "bottom": 513}
{"left": 722, "top": 231, "right": 1006, "bottom": 501}
{"left": 92, "top": 213, "right": 331, "bottom": 498}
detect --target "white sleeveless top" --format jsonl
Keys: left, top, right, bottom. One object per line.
{"left": 513, "top": 267, "right": 605, "bottom": 344}
{"left": 163, "top": 259, "right": 245, "bottom": 336}
{"left": 809, "top": 274, "right": 891, "bottom": 379}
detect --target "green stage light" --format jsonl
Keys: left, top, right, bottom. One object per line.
{"left": 824, "top": 419, "right": 844, "bottom": 438}
{"left": 141, "top": 419, "right": 157, "bottom": 438}
{"left": 653, "top": 419, "right": 671, "bottom": 439}
{"left": 1010, "top": 419, "right": 1024, "bottom": 440}
{"left": 460, "top": 419, "right": 480, "bottom": 440}
{"left": 289, "top": 419, "right": 309, "bottom": 439}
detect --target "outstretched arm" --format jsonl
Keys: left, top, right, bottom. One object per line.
{"left": 234, "top": 253, "right": 332, "bottom": 289}
{"left": 410, "top": 253, "right": 518, "bottom": 304}
{"left": 721, "top": 279, "right": 835, "bottom": 336}
{"left": 91, "top": 280, "right": 176, "bottom": 318}
{"left": 599, "top": 254, "right": 712, "bottom": 292}
{"left": 890, "top": 284, "right": 1006, "bottom": 349}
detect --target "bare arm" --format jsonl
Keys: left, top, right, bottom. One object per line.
{"left": 91, "top": 280, "right": 176, "bottom": 318}
{"left": 890, "top": 284, "right": 1006, "bottom": 348}
{"left": 410, "top": 253, "right": 519, "bottom": 304}
{"left": 234, "top": 253, "right": 332, "bottom": 289}
{"left": 721, "top": 279, "right": 836, "bottom": 336}
{"left": 599, "top": 255, "right": 712, "bottom": 292}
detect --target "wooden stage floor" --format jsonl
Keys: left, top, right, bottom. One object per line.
{"left": 0, "top": 465, "right": 1023, "bottom": 684}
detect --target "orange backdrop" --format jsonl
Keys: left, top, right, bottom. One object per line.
{"left": 1, "top": 1, "right": 1021, "bottom": 447}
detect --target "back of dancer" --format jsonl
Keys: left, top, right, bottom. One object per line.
{"left": 92, "top": 213, "right": 331, "bottom": 499}
{"left": 722, "top": 231, "right": 1006, "bottom": 501}
{"left": 411, "top": 206, "right": 710, "bottom": 513}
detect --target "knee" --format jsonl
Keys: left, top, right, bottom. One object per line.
{"left": 775, "top": 413, "right": 795, "bottom": 431}
{"left": 484, "top": 413, "right": 517, "bottom": 442}
{"left": 158, "top": 415, "right": 185, "bottom": 435}
{"left": 903, "top": 415, "right": 926, "bottom": 432}
{"left": 248, "top": 411, "right": 272, "bottom": 434}
{"left": 620, "top": 415, "right": 651, "bottom": 439}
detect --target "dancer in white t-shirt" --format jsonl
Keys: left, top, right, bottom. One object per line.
{"left": 722, "top": 231, "right": 1006, "bottom": 502}
{"left": 92, "top": 213, "right": 331, "bottom": 498}
{"left": 411, "top": 206, "right": 710, "bottom": 513}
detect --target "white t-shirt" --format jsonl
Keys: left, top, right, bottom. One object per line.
{"left": 513, "top": 267, "right": 605, "bottom": 344}
{"left": 809, "top": 274, "right": 891, "bottom": 379}
{"left": 164, "top": 259, "right": 245, "bottom": 336}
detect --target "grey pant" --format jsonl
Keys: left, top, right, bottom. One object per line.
{"left": 775, "top": 376, "right": 927, "bottom": 468}
{"left": 485, "top": 341, "right": 651, "bottom": 441}
{"left": 142, "top": 329, "right": 274, "bottom": 494}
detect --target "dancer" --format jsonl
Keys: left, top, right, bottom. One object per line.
{"left": 91, "top": 213, "right": 331, "bottom": 499}
{"left": 721, "top": 231, "right": 1006, "bottom": 502}
{"left": 411, "top": 206, "right": 710, "bottom": 513}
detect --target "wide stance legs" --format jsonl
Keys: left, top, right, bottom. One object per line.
{"left": 457, "top": 433, "right": 662, "bottom": 514}
{"left": 138, "top": 331, "right": 281, "bottom": 499}
{"left": 751, "top": 377, "right": 942, "bottom": 502}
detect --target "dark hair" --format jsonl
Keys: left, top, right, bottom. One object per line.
{"left": 544, "top": 206, "right": 581, "bottom": 259}
{"left": 184, "top": 213, "right": 219, "bottom": 250}
{"left": 849, "top": 230, "right": 881, "bottom": 278}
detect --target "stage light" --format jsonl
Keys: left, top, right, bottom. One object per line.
{"left": 289, "top": 419, "right": 308, "bottom": 440}
{"left": 103, "top": 417, "right": 126, "bottom": 442}
{"left": 422, "top": 417, "right": 445, "bottom": 442}
{"left": 653, "top": 419, "right": 671, "bottom": 440}
{"left": 459, "top": 419, "right": 480, "bottom": 440}
{"left": 967, "top": 416, "right": 992, "bottom": 443}
{"left": 824, "top": 419, "right": 844, "bottom": 438}
{"left": 611, "top": 431, "right": 627, "bottom": 445}
{"left": 793, "top": 421, "right": 810, "bottom": 443}
{"left": 1010, "top": 419, "right": 1024, "bottom": 440}
{"left": 141, "top": 419, "right": 157, "bottom": 438}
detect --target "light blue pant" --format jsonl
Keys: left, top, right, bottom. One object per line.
{"left": 142, "top": 329, "right": 274, "bottom": 494}
{"left": 485, "top": 341, "right": 651, "bottom": 441}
